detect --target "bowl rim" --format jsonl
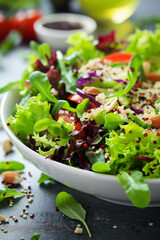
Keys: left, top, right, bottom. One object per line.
{"left": 1, "top": 89, "right": 160, "bottom": 185}
{"left": 34, "top": 13, "right": 97, "bottom": 37}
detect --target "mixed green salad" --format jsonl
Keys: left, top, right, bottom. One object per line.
{"left": 3, "top": 26, "right": 160, "bottom": 208}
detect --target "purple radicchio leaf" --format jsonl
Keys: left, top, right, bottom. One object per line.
{"left": 136, "top": 156, "right": 154, "bottom": 161}
{"left": 107, "top": 74, "right": 128, "bottom": 84}
{"left": 76, "top": 88, "right": 101, "bottom": 107}
{"left": 77, "top": 71, "right": 101, "bottom": 86}
{"left": 131, "top": 106, "right": 144, "bottom": 114}
{"left": 46, "top": 66, "right": 61, "bottom": 89}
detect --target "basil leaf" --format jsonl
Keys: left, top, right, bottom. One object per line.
{"left": 38, "top": 173, "right": 55, "bottom": 184}
{"left": 0, "top": 161, "right": 25, "bottom": 172}
{"left": 57, "top": 51, "right": 77, "bottom": 94}
{"left": 118, "top": 171, "right": 150, "bottom": 208}
{"left": 29, "top": 71, "right": 57, "bottom": 103}
{"left": 92, "top": 162, "right": 111, "bottom": 173}
{"left": 31, "top": 233, "right": 41, "bottom": 240}
{"left": 76, "top": 98, "right": 90, "bottom": 118}
{"left": 56, "top": 192, "right": 92, "bottom": 238}
{"left": 0, "top": 186, "right": 26, "bottom": 202}
{"left": 104, "top": 113, "right": 123, "bottom": 130}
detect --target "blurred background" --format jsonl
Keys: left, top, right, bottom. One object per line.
{"left": 0, "top": 0, "right": 160, "bottom": 52}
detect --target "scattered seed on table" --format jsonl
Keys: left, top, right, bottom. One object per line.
{"left": 1, "top": 228, "right": 4, "bottom": 231}
{"left": 28, "top": 198, "right": 33, "bottom": 203}
{"left": 30, "top": 214, "right": 35, "bottom": 219}
{"left": 23, "top": 215, "right": 27, "bottom": 219}
{"left": 149, "top": 222, "right": 153, "bottom": 226}
{"left": 19, "top": 213, "right": 23, "bottom": 217}
{"left": 20, "top": 237, "right": 24, "bottom": 240}
{"left": 5, "top": 219, "right": 9, "bottom": 223}
{"left": 25, "top": 211, "right": 28, "bottom": 215}
{"left": 113, "top": 225, "right": 117, "bottom": 229}
{"left": 30, "top": 193, "right": 34, "bottom": 197}
{"left": 26, "top": 205, "right": 29, "bottom": 208}
{"left": 4, "top": 229, "right": 8, "bottom": 233}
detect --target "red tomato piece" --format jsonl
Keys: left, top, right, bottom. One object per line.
{"left": 101, "top": 52, "right": 134, "bottom": 64}
{"left": 0, "top": 13, "right": 10, "bottom": 42}
{"left": 11, "top": 9, "right": 42, "bottom": 40}
{"left": 67, "top": 94, "right": 83, "bottom": 103}
{"left": 54, "top": 109, "right": 83, "bottom": 131}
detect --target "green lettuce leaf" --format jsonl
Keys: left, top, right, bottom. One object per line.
{"left": 104, "top": 113, "right": 123, "bottom": 130}
{"left": 118, "top": 170, "right": 150, "bottom": 208}
{"left": 7, "top": 95, "right": 52, "bottom": 143}
{"left": 66, "top": 32, "right": 104, "bottom": 62}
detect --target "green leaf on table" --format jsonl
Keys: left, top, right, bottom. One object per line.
{"left": 56, "top": 192, "right": 92, "bottom": 238}
{"left": 29, "top": 71, "right": 57, "bottom": 103}
{"left": 118, "top": 170, "right": 150, "bottom": 208}
{"left": 0, "top": 186, "right": 26, "bottom": 202}
{"left": 104, "top": 113, "right": 123, "bottom": 130}
{"left": 76, "top": 98, "right": 90, "bottom": 118}
{"left": 92, "top": 162, "right": 111, "bottom": 173}
{"left": 38, "top": 173, "right": 55, "bottom": 184}
{"left": 57, "top": 51, "right": 78, "bottom": 94}
{"left": 31, "top": 233, "right": 41, "bottom": 240}
{"left": 0, "top": 161, "right": 25, "bottom": 172}
{"left": 109, "top": 54, "right": 142, "bottom": 98}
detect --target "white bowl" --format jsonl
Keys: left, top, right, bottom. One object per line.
{"left": 34, "top": 13, "right": 97, "bottom": 51}
{"left": 1, "top": 88, "right": 160, "bottom": 207}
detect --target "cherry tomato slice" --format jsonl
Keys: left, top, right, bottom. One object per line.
{"left": 67, "top": 94, "right": 83, "bottom": 103}
{"left": 101, "top": 52, "right": 134, "bottom": 64}
{"left": 54, "top": 109, "right": 83, "bottom": 131}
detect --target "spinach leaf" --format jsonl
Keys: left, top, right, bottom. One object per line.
{"left": 38, "top": 173, "right": 55, "bottom": 184}
{"left": 34, "top": 118, "right": 56, "bottom": 132}
{"left": 29, "top": 71, "right": 57, "bottom": 103}
{"left": 118, "top": 171, "right": 150, "bottom": 208}
{"left": 86, "top": 150, "right": 105, "bottom": 165}
{"left": 51, "top": 100, "right": 75, "bottom": 116}
{"left": 104, "top": 113, "right": 123, "bottom": 130}
{"left": 0, "top": 186, "right": 26, "bottom": 202}
{"left": 109, "top": 54, "right": 142, "bottom": 98}
{"left": 92, "top": 162, "right": 111, "bottom": 173}
{"left": 0, "top": 161, "right": 25, "bottom": 172}
{"left": 57, "top": 51, "right": 77, "bottom": 94}
{"left": 56, "top": 192, "right": 91, "bottom": 238}
{"left": 76, "top": 98, "right": 90, "bottom": 118}
{"left": 31, "top": 233, "right": 41, "bottom": 240}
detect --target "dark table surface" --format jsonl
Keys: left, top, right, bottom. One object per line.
{"left": 1, "top": 0, "right": 160, "bottom": 239}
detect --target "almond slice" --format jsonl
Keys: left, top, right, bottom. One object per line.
{"left": 146, "top": 72, "right": 160, "bottom": 81}
{"left": 149, "top": 114, "right": 160, "bottom": 128}
{"left": 82, "top": 86, "right": 100, "bottom": 96}
{"left": 1, "top": 171, "right": 23, "bottom": 184}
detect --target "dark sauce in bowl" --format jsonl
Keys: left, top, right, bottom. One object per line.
{"left": 43, "top": 21, "right": 84, "bottom": 31}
